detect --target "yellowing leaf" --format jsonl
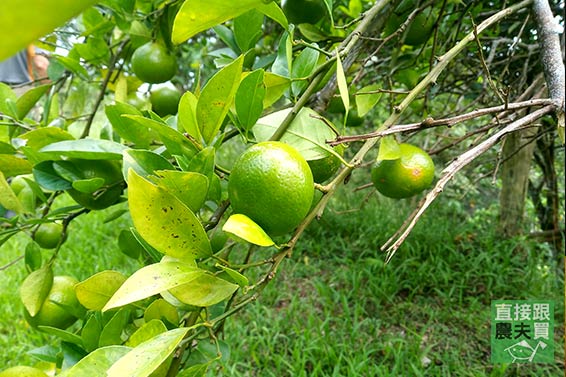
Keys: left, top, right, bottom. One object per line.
{"left": 75, "top": 271, "right": 127, "bottom": 311}
{"left": 335, "top": 50, "right": 349, "bottom": 119}
{"left": 223, "top": 214, "right": 274, "bottom": 247}
{"left": 19, "top": 265, "right": 53, "bottom": 317}
{"left": 58, "top": 346, "right": 131, "bottom": 377}
{"left": 127, "top": 169, "right": 211, "bottom": 260}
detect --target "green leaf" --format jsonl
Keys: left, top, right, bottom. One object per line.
{"left": 178, "top": 91, "right": 202, "bottom": 143}
{"left": 24, "top": 241, "right": 42, "bottom": 272}
{"left": 236, "top": 69, "right": 266, "bottom": 131}
{"left": 168, "top": 273, "right": 239, "bottom": 307}
{"left": 263, "top": 72, "right": 290, "bottom": 108}
{"left": 122, "top": 149, "right": 175, "bottom": 182}
{"left": 75, "top": 271, "right": 128, "bottom": 311}
{"left": 17, "top": 127, "right": 75, "bottom": 150}
{"left": 105, "top": 102, "right": 153, "bottom": 148}
{"left": 81, "top": 314, "right": 103, "bottom": 352}
{"left": 272, "top": 32, "right": 291, "bottom": 77}
{"left": 152, "top": 170, "right": 209, "bottom": 213}
{"left": 197, "top": 55, "right": 243, "bottom": 144}
{"left": 58, "top": 345, "right": 131, "bottom": 377}
{"left": 177, "top": 363, "right": 209, "bottom": 377}
{"left": 355, "top": 84, "right": 382, "bottom": 117}
{"left": 99, "top": 308, "right": 131, "bottom": 347}
{"left": 103, "top": 262, "right": 207, "bottom": 311}
{"left": 107, "top": 328, "right": 190, "bottom": 377}
{"left": 127, "top": 169, "right": 212, "bottom": 260}
{"left": 223, "top": 214, "right": 274, "bottom": 247}
{"left": 36, "top": 326, "right": 83, "bottom": 346}
{"left": 377, "top": 136, "right": 401, "bottom": 161}
{"left": 215, "top": 264, "right": 249, "bottom": 288}
{"left": 291, "top": 47, "right": 320, "bottom": 96}
{"left": 19, "top": 265, "right": 53, "bottom": 317}
{"left": 172, "top": 0, "right": 268, "bottom": 44}
{"left": 233, "top": 10, "right": 264, "bottom": 52}
{"left": 0, "top": 172, "right": 23, "bottom": 213}
{"left": 0, "top": 155, "right": 32, "bottom": 177}
{"left": 52, "top": 55, "right": 89, "bottom": 80}
{"left": 144, "top": 299, "right": 180, "bottom": 327}
{"left": 39, "top": 139, "right": 127, "bottom": 160}
{"left": 256, "top": 1, "right": 288, "bottom": 30}
{"left": 335, "top": 49, "right": 349, "bottom": 120}
{"left": 126, "top": 319, "right": 168, "bottom": 347}
{"left": 16, "top": 84, "right": 53, "bottom": 119}
{"left": 117, "top": 229, "right": 144, "bottom": 259}
{"left": 122, "top": 115, "right": 198, "bottom": 158}
{"left": 0, "top": 0, "right": 100, "bottom": 60}
{"left": 254, "top": 107, "right": 340, "bottom": 160}
{"left": 32, "top": 160, "right": 73, "bottom": 191}
{"left": 0, "top": 83, "right": 17, "bottom": 116}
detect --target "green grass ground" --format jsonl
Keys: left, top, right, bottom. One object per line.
{"left": 0, "top": 186, "right": 563, "bottom": 376}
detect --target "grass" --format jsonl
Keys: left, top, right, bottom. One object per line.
{"left": 0, "top": 182, "right": 564, "bottom": 376}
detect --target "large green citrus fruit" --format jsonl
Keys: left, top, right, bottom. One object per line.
{"left": 150, "top": 87, "right": 182, "bottom": 117}
{"left": 0, "top": 366, "right": 48, "bottom": 377}
{"left": 24, "top": 276, "right": 82, "bottom": 330}
{"left": 307, "top": 144, "right": 344, "bottom": 183}
{"left": 228, "top": 141, "right": 314, "bottom": 236}
{"left": 34, "top": 222, "right": 64, "bottom": 249}
{"left": 67, "top": 159, "right": 124, "bottom": 210}
{"left": 131, "top": 42, "right": 177, "bottom": 84}
{"left": 282, "top": 0, "right": 326, "bottom": 25}
{"left": 371, "top": 143, "right": 434, "bottom": 199}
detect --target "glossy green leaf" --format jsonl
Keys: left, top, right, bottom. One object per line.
{"left": 39, "top": 139, "right": 127, "bottom": 160}
{"left": 122, "top": 149, "right": 175, "bottom": 182}
{"left": 197, "top": 55, "right": 243, "bottom": 145}
{"left": 122, "top": 115, "right": 198, "bottom": 158}
{"left": 263, "top": 72, "right": 290, "bottom": 108}
{"left": 58, "top": 345, "right": 131, "bottom": 377}
{"left": 107, "top": 328, "right": 189, "bottom": 377}
{"left": 143, "top": 299, "right": 179, "bottom": 326}
{"left": 169, "top": 272, "right": 239, "bottom": 307}
{"left": 178, "top": 91, "right": 202, "bottom": 143}
{"left": 99, "top": 308, "right": 131, "bottom": 347}
{"left": 105, "top": 102, "right": 153, "bottom": 148}
{"left": 172, "top": 0, "right": 268, "bottom": 44}
{"left": 0, "top": 0, "right": 99, "bottom": 60}
{"left": 223, "top": 214, "right": 274, "bottom": 247}
{"left": 81, "top": 314, "right": 103, "bottom": 353}
{"left": 256, "top": 1, "right": 287, "bottom": 30}
{"left": 17, "top": 127, "right": 75, "bottom": 150}
{"left": 16, "top": 84, "right": 53, "bottom": 119}
{"left": 236, "top": 69, "right": 266, "bottom": 131}
{"left": 0, "top": 83, "right": 17, "bottom": 116}
{"left": 335, "top": 50, "right": 349, "bottom": 120}
{"left": 355, "top": 84, "right": 382, "bottom": 117}
{"left": 36, "top": 326, "right": 83, "bottom": 346}
{"left": 127, "top": 169, "right": 211, "bottom": 259}
{"left": 103, "top": 262, "right": 208, "bottom": 311}
{"left": 291, "top": 47, "right": 319, "bottom": 96}
{"left": 75, "top": 271, "right": 128, "bottom": 311}
{"left": 117, "top": 229, "right": 144, "bottom": 259}
{"left": 126, "top": 319, "right": 168, "bottom": 347}
{"left": 234, "top": 10, "right": 264, "bottom": 52}
{"left": 52, "top": 55, "right": 89, "bottom": 80}
{"left": 0, "top": 155, "right": 32, "bottom": 177}
{"left": 377, "top": 136, "right": 401, "bottom": 161}
{"left": 254, "top": 107, "right": 340, "bottom": 161}
{"left": 24, "top": 241, "right": 42, "bottom": 272}
{"left": 152, "top": 170, "right": 209, "bottom": 213}
{"left": 19, "top": 265, "right": 53, "bottom": 317}
{"left": 215, "top": 264, "right": 250, "bottom": 288}
{"left": 272, "top": 32, "right": 291, "bottom": 77}
{"left": 32, "top": 161, "right": 73, "bottom": 191}
{"left": 176, "top": 363, "right": 209, "bottom": 377}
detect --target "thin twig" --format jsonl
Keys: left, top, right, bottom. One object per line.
{"left": 382, "top": 105, "right": 555, "bottom": 261}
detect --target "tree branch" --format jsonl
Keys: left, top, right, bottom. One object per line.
{"left": 382, "top": 105, "right": 555, "bottom": 262}
{"left": 532, "top": 0, "right": 566, "bottom": 142}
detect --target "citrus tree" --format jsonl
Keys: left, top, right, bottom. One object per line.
{"left": 0, "top": 0, "right": 564, "bottom": 375}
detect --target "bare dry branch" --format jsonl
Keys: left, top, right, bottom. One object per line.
{"left": 382, "top": 105, "right": 555, "bottom": 262}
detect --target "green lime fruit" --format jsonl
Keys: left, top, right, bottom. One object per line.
{"left": 150, "top": 87, "right": 182, "bottom": 117}
{"left": 371, "top": 143, "right": 435, "bottom": 199}
{"left": 10, "top": 174, "right": 33, "bottom": 195}
{"left": 34, "top": 222, "right": 64, "bottom": 249}
{"left": 307, "top": 144, "right": 344, "bottom": 183}
{"left": 282, "top": 0, "right": 326, "bottom": 25}
{"left": 345, "top": 108, "right": 364, "bottom": 127}
{"left": 67, "top": 159, "right": 124, "bottom": 210}
{"left": 228, "top": 141, "right": 314, "bottom": 236}
{"left": 24, "top": 276, "right": 82, "bottom": 330}
{"left": 131, "top": 42, "right": 177, "bottom": 84}
{"left": 0, "top": 366, "right": 48, "bottom": 377}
